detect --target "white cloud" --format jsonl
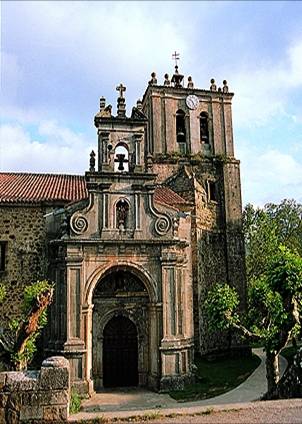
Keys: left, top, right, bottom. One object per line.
{"left": 0, "top": 123, "right": 93, "bottom": 174}
{"left": 238, "top": 141, "right": 302, "bottom": 206}
{"left": 232, "top": 39, "right": 302, "bottom": 127}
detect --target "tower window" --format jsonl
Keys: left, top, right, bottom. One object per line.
{"left": 116, "top": 199, "right": 129, "bottom": 229}
{"left": 114, "top": 143, "right": 129, "bottom": 172}
{"left": 200, "top": 112, "right": 209, "bottom": 144}
{"left": 0, "top": 241, "right": 7, "bottom": 272}
{"left": 176, "top": 109, "right": 186, "bottom": 154}
{"left": 208, "top": 181, "right": 217, "bottom": 202}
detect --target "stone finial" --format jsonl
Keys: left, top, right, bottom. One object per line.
{"left": 210, "top": 78, "right": 217, "bottom": 91}
{"left": 146, "top": 153, "right": 153, "bottom": 173}
{"left": 136, "top": 99, "right": 143, "bottom": 110}
{"left": 149, "top": 72, "right": 157, "bottom": 86}
{"left": 171, "top": 65, "right": 184, "bottom": 88}
{"left": 164, "top": 73, "right": 171, "bottom": 86}
{"left": 218, "top": 87, "right": 222, "bottom": 93}
{"left": 187, "top": 76, "right": 194, "bottom": 89}
{"left": 116, "top": 83, "right": 126, "bottom": 117}
{"left": 223, "top": 80, "right": 229, "bottom": 93}
{"left": 99, "top": 97, "right": 106, "bottom": 110}
{"left": 90, "top": 150, "right": 96, "bottom": 172}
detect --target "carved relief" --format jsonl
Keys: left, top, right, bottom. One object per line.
{"left": 147, "top": 193, "right": 171, "bottom": 236}
{"left": 70, "top": 214, "right": 88, "bottom": 235}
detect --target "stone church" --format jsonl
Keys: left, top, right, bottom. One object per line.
{"left": 0, "top": 63, "right": 246, "bottom": 394}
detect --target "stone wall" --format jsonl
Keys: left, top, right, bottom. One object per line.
{"left": 0, "top": 356, "right": 69, "bottom": 423}
{"left": 0, "top": 205, "right": 49, "bottom": 330}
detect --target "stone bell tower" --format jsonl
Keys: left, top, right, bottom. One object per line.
{"left": 141, "top": 56, "right": 247, "bottom": 355}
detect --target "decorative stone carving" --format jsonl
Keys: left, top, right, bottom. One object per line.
{"left": 187, "top": 76, "right": 194, "bottom": 89}
{"left": 149, "top": 72, "right": 157, "bottom": 86}
{"left": 70, "top": 214, "right": 88, "bottom": 235}
{"left": 223, "top": 80, "right": 229, "bottom": 93}
{"left": 147, "top": 192, "right": 171, "bottom": 236}
{"left": 164, "top": 73, "right": 171, "bottom": 86}
{"left": 99, "top": 97, "right": 106, "bottom": 110}
{"left": 210, "top": 78, "right": 217, "bottom": 91}
{"left": 94, "top": 270, "right": 148, "bottom": 296}
{"left": 89, "top": 150, "right": 96, "bottom": 172}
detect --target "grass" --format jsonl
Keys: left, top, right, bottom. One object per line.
{"left": 70, "top": 389, "right": 83, "bottom": 414}
{"left": 169, "top": 353, "right": 261, "bottom": 402}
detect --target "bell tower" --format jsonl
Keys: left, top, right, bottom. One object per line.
{"left": 141, "top": 56, "right": 247, "bottom": 355}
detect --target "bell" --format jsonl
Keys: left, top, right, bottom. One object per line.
{"left": 177, "top": 130, "right": 185, "bottom": 137}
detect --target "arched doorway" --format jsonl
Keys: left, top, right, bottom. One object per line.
{"left": 92, "top": 268, "right": 151, "bottom": 390}
{"left": 103, "top": 316, "right": 138, "bottom": 387}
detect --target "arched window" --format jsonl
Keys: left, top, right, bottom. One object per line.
{"left": 176, "top": 109, "right": 186, "bottom": 154}
{"left": 114, "top": 143, "right": 129, "bottom": 172}
{"left": 200, "top": 112, "right": 209, "bottom": 144}
{"left": 116, "top": 199, "right": 129, "bottom": 229}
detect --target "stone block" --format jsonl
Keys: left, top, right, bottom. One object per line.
{"left": 43, "top": 405, "right": 68, "bottom": 421}
{"left": 39, "top": 357, "right": 69, "bottom": 390}
{"left": 20, "top": 405, "right": 43, "bottom": 420}
{"left": 0, "top": 392, "right": 8, "bottom": 408}
{"left": 0, "top": 372, "right": 7, "bottom": 391}
{"left": 21, "top": 391, "right": 40, "bottom": 406}
{"left": 0, "top": 408, "right": 5, "bottom": 423}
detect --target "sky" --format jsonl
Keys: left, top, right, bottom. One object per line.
{"left": 1, "top": 1, "right": 302, "bottom": 207}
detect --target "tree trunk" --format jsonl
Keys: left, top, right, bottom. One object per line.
{"left": 13, "top": 288, "right": 53, "bottom": 370}
{"left": 266, "top": 350, "right": 280, "bottom": 392}
{"left": 263, "top": 347, "right": 302, "bottom": 399}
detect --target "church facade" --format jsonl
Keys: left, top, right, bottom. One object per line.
{"left": 0, "top": 64, "right": 246, "bottom": 394}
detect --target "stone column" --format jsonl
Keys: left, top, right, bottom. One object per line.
{"left": 82, "top": 303, "right": 94, "bottom": 395}
{"left": 64, "top": 252, "right": 86, "bottom": 391}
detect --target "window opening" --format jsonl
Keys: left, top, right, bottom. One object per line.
{"left": 208, "top": 181, "right": 217, "bottom": 202}
{"left": 0, "top": 242, "right": 7, "bottom": 272}
{"left": 176, "top": 110, "right": 186, "bottom": 154}
{"left": 200, "top": 112, "right": 209, "bottom": 144}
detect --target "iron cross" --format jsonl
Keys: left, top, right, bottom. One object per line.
{"left": 172, "top": 51, "right": 180, "bottom": 67}
{"left": 116, "top": 83, "right": 126, "bottom": 98}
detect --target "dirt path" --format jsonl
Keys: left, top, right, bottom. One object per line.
{"left": 115, "top": 399, "right": 302, "bottom": 424}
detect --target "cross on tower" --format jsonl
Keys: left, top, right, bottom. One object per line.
{"left": 172, "top": 51, "right": 180, "bottom": 67}
{"left": 116, "top": 83, "right": 126, "bottom": 98}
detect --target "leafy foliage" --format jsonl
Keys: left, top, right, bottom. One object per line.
{"left": 69, "top": 389, "right": 82, "bottom": 414}
{"left": 243, "top": 199, "right": 302, "bottom": 282}
{"left": 204, "top": 245, "right": 302, "bottom": 393}
{"left": 205, "top": 283, "right": 239, "bottom": 332}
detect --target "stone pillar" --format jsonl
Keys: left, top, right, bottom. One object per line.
{"left": 64, "top": 253, "right": 86, "bottom": 391}
{"left": 82, "top": 303, "right": 94, "bottom": 395}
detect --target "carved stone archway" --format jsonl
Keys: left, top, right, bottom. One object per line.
{"left": 91, "top": 268, "right": 151, "bottom": 390}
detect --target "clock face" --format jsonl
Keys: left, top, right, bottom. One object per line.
{"left": 186, "top": 94, "right": 199, "bottom": 110}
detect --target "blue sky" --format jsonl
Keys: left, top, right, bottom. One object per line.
{"left": 1, "top": 1, "right": 302, "bottom": 206}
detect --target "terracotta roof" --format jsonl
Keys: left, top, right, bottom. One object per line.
{"left": 154, "top": 186, "right": 188, "bottom": 208}
{"left": 0, "top": 172, "right": 187, "bottom": 208}
{"left": 0, "top": 173, "right": 88, "bottom": 204}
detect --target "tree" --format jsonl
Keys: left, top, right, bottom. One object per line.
{"left": 205, "top": 246, "right": 302, "bottom": 394}
{"left": 243, "top": 199, "right": 302, "bottom": 283}
{"left": 0, "top": 280, "right": 54, "bottom": 371}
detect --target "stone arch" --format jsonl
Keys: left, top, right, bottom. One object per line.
{"left": 85, "top": 260, "right": 158, "bottom": 305}
{"left": 91, "top": 268, "right": 151, "bottom": 389}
